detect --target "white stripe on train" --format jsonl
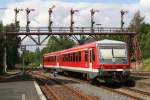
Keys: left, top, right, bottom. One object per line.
{"left": 44, "top": 65, "right": 130, "bottom": 72}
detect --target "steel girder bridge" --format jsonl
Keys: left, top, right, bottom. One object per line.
{"left": 1, "top": 26, "right": 135, "bottom": 43}
{"left": 0, "top": 26, "right": 142, "bottom": 72}
{"left": 0, "top": 26, "right": 139, "bottom": 56}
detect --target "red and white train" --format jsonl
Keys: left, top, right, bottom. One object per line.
{"left": 43, "top": 39, "right": 131, "bottom": 82}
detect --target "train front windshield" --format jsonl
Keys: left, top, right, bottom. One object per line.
{"left": 98, "top": 45, "right": 128, "bottom": 64}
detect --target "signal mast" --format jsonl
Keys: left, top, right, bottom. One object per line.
{"left": 120, "top": 9, "right": 128, "bottom": 29}
{"left": 25, "top": 8, "right": 35, "bottom": 32}
{"left": 14, "top": 8, "right": 23, "bottom": 32}
{"left": 70, "top": 8, "right": 79, "bottom": 32}
{"left": 90, "top": 9, "right": 99, "bottom": 32}
{"left": 48, "top": 5, "right": 55, "bottom": 32}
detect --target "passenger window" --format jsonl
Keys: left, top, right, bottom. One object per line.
{"left": 79, "top": 52, "right": 81, "bottom": 62}
{"left": 85, "top": 50, "right": 88, "bottom": 62}
{"left": 73, "top": 53, "right": 75, "bottom": 62}
{"left": 90, "top": 49, "right": 95, "bottom": 62}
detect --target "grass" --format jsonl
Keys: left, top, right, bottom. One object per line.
{"left": 140, "top": 57, "right": 150, "bottom": 71}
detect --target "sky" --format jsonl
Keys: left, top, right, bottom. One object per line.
{"left": 61, "top": 0, "right": 139, "bottom": 3}
{"left": 0, "top": 0, "right": 150, "bottom": 51}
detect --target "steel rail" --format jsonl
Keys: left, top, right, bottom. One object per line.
{"left": 33, "top": 71, "right": 93, "bottom": 100}
{"left": 48, "top": 73, "right": 145, "bottom": 100}
{"left": 30, "top": 72, "right": 62, "bottom": 100}
{"left": 100, "top": 86, "right": 144, "bottom": 100}
{"left": 123, "top": 87, "right": 150, "bottom": 96}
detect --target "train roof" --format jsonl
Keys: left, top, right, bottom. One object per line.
{"left": 44, "top": 39, "right": 126, "bottom": 57}
{"left": 96, "top": 39, "right": 125, "bottom": 44}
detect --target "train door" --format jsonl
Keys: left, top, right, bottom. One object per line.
{"left": 89, "top": 48, "right": 95, "bottom": 71}
{"left": 84, "top": 48, "right": 95, "bottom": 70}
{"left": 89, "top": 48, "right": 93, "bottom": 70}
{"left": 84, "top": 49, "right": 88, "bottom": 68}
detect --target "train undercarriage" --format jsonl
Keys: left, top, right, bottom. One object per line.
{"left": 44, "top": 67, "right": 135, "bottom": 86}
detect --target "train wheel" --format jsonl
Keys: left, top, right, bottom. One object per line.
{"left": 86, "top": 74, "right": 97, "bottom": 85}
{"left": 86, "top": 74, "right": 92, "bottom": 83}
{"left": 124, "top": 79, "right": 135, "bottom": 87}
{"left": 53, "top": 71, "right": 57, "bottom": 77}
{"left": 63, "top": 71, "right": 68, "bottom": 76}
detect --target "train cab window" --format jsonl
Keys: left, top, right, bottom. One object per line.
{"left": 85, "top": 50, "right": 88, "bottom": 62}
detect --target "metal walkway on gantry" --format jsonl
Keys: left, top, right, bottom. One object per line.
{"left": 1, "top": 27, "right": 135, "bottom": 35}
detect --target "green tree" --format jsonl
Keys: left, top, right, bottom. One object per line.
{"left": 129, "top": 10, "right": 150, "bottom": 59}
{"left": 5, "top": 23, "right": 21, "bottom": 69}
{"left": 0, "top": 22, "right": 21, "bottom": 73}
{"left": 23, "top": 50, "right": 35, "bottom": 66}
{"left": 34, "top": 47, "right": 41, "bottom": 66}
{"left": 45, "top": 36, "right": 75, "bottom": 53}
{"left": 129, "top": 10, "right": 145, "bottom": 34}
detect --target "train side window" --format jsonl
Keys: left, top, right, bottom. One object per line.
{"left": 79, "top": 51, "right": 81, "bottom": 62}
{"left": 90, "top": 49, "right": 95, "bottom": 62}
{"left": 66, "top": 54, "right": 68, "bottom": 61}
{"left": 54, "top": 56, "right": 56, "bottom": 62}
{"left": 75, "top": 52, "right": 78, "bottom": 62}
{"left": 63, "top": 54, "right": 65, "bottom": 61}
{"left": 68, "top": 54, "right": 70, "bottom": 61}
{"left": 73, "top": 53, "right": 75, "bottom": 62}
{"left": 85, "top": 50, "right": 88, "bottom": 62}
{"left": 64, "top": 54, "right": 66, "bottom": 62}
{"left": 70, "top": 53, "right": 72, "bottom": 62}
{"left": 65, "top": 54, "right": 67, "bottom": 62}
{"left": 76, "top": 52, "right": 79, "bottom": 62}
{"left": 52, "top": 56, "right": 54, "bottom": 62}
{"left": 47, "top": 57, "right": 50, "bottom": 62}
{"left": 53, "top": 56, "right": 55, "bottom": 62}
{"left": 49, "top": 57, "right": 51, "bottom": 62}
{"left": 52, "top": 56, "right": 53, "bottom": 62}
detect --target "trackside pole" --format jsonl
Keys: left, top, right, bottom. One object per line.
{"left": 3, "top": 33, "right": 7, "bottom": 73}
{"left": 21, "top": 45, "right": 26, "bottom": 74}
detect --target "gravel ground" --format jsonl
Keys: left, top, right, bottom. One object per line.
{"left": 134, "top": 76, "right": 150, "bottom": 93}
{"left": 46, "top": 73, "right": 130, "bottom": 100}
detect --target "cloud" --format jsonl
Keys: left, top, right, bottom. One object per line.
{"left": 1, "top": 0, "right": 150, "bottom": 51}
{"left": 0, "top": 0, "right": 138, "bottom": 27}
{"left": 1, "top": 0, "right": 149, "bottom": 27}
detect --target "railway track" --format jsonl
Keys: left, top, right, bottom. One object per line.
{"left": 113, "top": 87, "right": 150, "bottom": 100}
{"left": 131, "top": 71, "right": 150, "bottom": 77}
{"left": 48, "top": 72, "right": 150, "bottom": 100}
{"left": 123, "top": 87, "right": 150, "bottom": 97}
{"left": 68, "top": 78, "right": 147, "bottom": 100}
{"left": 30, "top": 71, "right": 96, "bottom": 100}
{"left": 99, "top": 86, "right": 144, "bottom": 100}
